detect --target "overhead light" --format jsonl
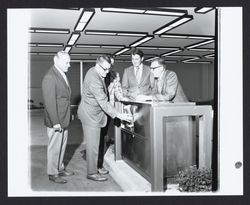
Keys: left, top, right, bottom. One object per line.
{"left": 74, "top": 9, "right": 95, "bottom": 32}
{"left": 130, "top": 35, "right": 154, "bottom": 47}
{"left": 188, "top": 48, "right": 215, "bottom": 52}
{"left": 101, "top": 8, "right": 187, "bottom": 17}
{"left": 159, "top": 33, "right": 214, "bottom": 40}
{"left": 119, "top": 54, "right": 131, "bottom": 57}
{"left": 67, "top": 33, "right": 81, "bottom": 46}
{"left": 38, "top": 52, "right": 56, "bottom": 56}
{"left": 145, "top": 56, "right": 160, "bottom": 62}
{"left": 30, "top": 52, "right": 38, "bottom": 55}
{"left": 29, "top": 43, "right": 64, "bottom": 47}
{"left": 75, "top": 44, "right": 125, "bottom": 49}
{"left": 85, "top": 29, "right": 147, "bottom": 37}
{"left": 182, "top": 57, "right": 200, "bottom": 62}
{"left": 154, "top": 15, "right": 193, "bottom": 35}
{"left": 183, "top": 60, "right": 212, "bottom": 64}
{"left": 64, "top": 46, "right": 72, "bottom": 53}
{"left": 137, "top": 46, "right": 180, "bottom": 50}
{"left": 164, "top": 55, "right": 200, "bottom": 59}
{"left": 195, "top": 7, "right": 214, "bottom": 14}
{"left": 203, "top": 53, "right": 215, "bottom": 58}
{"left": 101, "top": 8, "right": 145, "bottom": 13}
{"left": 161, "top": 49, "right": 184, "bottom": 56}
{"left": 70, "top": 53, "right": 91, "bottom": 56}
{"left": 185, "top": 39, "right": 215, "bottom": 49}
{"left": 29, "top": 27, "right": 70, "bottom": 34}
{"left": 165, "top": 60, "right": 178, "bottom": 64}
{"left": 114, "top": 48, "right": 130, "bottom": 55}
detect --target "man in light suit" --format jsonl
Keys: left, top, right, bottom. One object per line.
{"left": 78, "top": 55, "right": 132, "bottom": 182}
{"left": 122, "top": 48, "right": 154, "bottom": 100}
{"left": 149, "top": 57, "right": 188, "bottom": 102}
{"left": 42, "top": 51, "right": 74, "bottom": 184}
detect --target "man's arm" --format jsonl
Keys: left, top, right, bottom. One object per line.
{"left": 42, "top": 75, "right": 60, "bottom": 125}
{"left": 155, "top": 71, "right": 178, "bottom": 101}
{"left": 121, "top": 69, "right": 129, "bottom": 97}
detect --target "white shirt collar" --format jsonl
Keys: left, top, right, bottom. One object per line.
{"left": 55, "top": 64, "right": 66, "bottom": 77}
{"left": 134, "top": 63, "right": 143, "bottom": 70}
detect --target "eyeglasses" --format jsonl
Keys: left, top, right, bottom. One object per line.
{"left": 150, "top": 65, "right": 162, "bottom": 70}
{"left": 99, "top": 63, "right": 110, "bottom": 72}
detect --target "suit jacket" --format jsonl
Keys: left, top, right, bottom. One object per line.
{"left": 42, "top": 66, "right": 71, "bottom": 128}
{"left": 77, "top": 67, "right": 118, "bottom": 128}
{"left": 154, "top": 70, "right": 188, "bottom": 102}
{"left": 122, "top": 64, "right": 154, "bottom": 99}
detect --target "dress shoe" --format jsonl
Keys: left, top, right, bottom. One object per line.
{"left": 87, "top": 174, "right": 108, "bottom": 182}
{"left": 58, "top": 169, "right": 75, "bottom": 177}
{"left": 48, "top": 175, "right": 67, "bottom": 184}
{"left": 98, "top": 167, "right": 109, "bottom": 175}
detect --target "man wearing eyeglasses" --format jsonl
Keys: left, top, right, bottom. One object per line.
{"left": 78, "top": 55, "right": 132, "bottom": 182}
{"left": 148, "top": 57, "right": 188, "bottom": 102}
{"left": 122, "top": 48, "right": 154, "bottom": 100}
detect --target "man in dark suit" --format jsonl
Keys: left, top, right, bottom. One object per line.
{"left": 122, "top": 48, "right": 154, "bottom": 100}
{"left": 42, "top": 51, "right": 74, "bottom": 184}
{"left": 78, "top": 55, "right": 132, "bottom": 182}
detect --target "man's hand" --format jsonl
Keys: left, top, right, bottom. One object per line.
{"left": 53, "top": 124, "right": 62, "bottom": 132}
{"left": 117, "top": 113, "right": 133, "bottom": 123}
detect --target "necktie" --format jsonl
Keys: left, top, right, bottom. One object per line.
{"left": 153, "top": 78, "right": 159, "bottom": 94}
{"left": 135, "top": 67, "right": 140, "bottom": 84}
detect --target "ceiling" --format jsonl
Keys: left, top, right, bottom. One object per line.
{"left": 29, "top": 7, "right": 216, "bottom": 64}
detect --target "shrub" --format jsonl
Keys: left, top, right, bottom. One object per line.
{"left": 176, "top": 165, "right": 212, "bottom": 192}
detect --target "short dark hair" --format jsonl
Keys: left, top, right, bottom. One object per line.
{"left": 96, "top": 55, "right": 111, "bottom": 64}
{"left": 152, "top": 57, "right": 166, "bottom": 69}
{"left": 131, "top": 48, "right": 144, "bottom": 58}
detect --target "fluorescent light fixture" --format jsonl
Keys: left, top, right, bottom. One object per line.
{"left": 203, "top": 53, "right": 215, "bottom": 58}
{"left": 145, "top": 56, "right": 160, "bottom": 62}
{"left": 119, "top": 54, "right": 131, "bottom": 57}
{"left": 38, "top": 52, "right": 56, "bottom": 56}
{"left": 188, "top": 48, "right": 215, "bottom": 52}
{"left": 30, "top": 52, "right": 38, "bottom": 55}
{"left": 114, "top": 48, "right": 130, "bottom": 55}
{"left": 74, "top": 9, "right": 95, "bottom": 32}
{"left": 183, "top": 61, "right": 212, "bottom": 64}
{"left": 29, "top": 28, "right": 70, "bottom": 34}
{"left": 64, "top": 46, "right": 72, "bottom": 53}
{"left": 161, "top": 49, "right": 183, "bottom": 56}
{"left": 67, "top": 33, "right": 81, "bottom": 46}
{"left": 85, "top": 31, "right": 117, "bottom": 35}
{"left": 85, "top": 29, "right": 147, "bottom": 37}
{"left": 144, "top": 10, "right": 185, "bottom": 16}
{"left": 70, "top": 53, "right": 91, "bottom": 56}
{"left": 164, "top": 55, "right": 200, "bottom": 59}
{"left": 75, "top": 44, "right": 99, "bottom": 48}
{"left": 29, "top": 43, "right": 64, "bottom": 47}
{"left": 101, "top": 8, "right": 187, "bottom": 17}
{"left": 185, "top": 39, "right": 215, "bottom": 49}
{"left": 195, "top": 7, "right": 214, "bottom": 14}
{"left": 154, "top": 15, "right": 193, "bottom": 35}
{"left": 130, "top": 35, "right": 154, "bottom": 47}
{"left": 165, "top": 60, "right": 178, "bottom": 63}
{"left": 101, "top": 45, "right": 125, "bottom": 49}
{"left": 160, "top": 33, "right": 214, "bottom": 40}
{"left": 75, "top": 44, "right": 125, "bottom": 49}
{"left": 101, "top": 8, "right": 145, "bottom": 13}
{"left": 116, "top": 33, "right": 146, "bottom": 37}
{"left": 137, "top": 46, "right": 180, "bottom": 50}
{"left": 182, "top": 57, "right": 200, "bottom": 63}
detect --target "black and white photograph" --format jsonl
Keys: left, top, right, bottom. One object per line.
{"left": 6, "top": 6, "right": 243, "bottom": 197}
